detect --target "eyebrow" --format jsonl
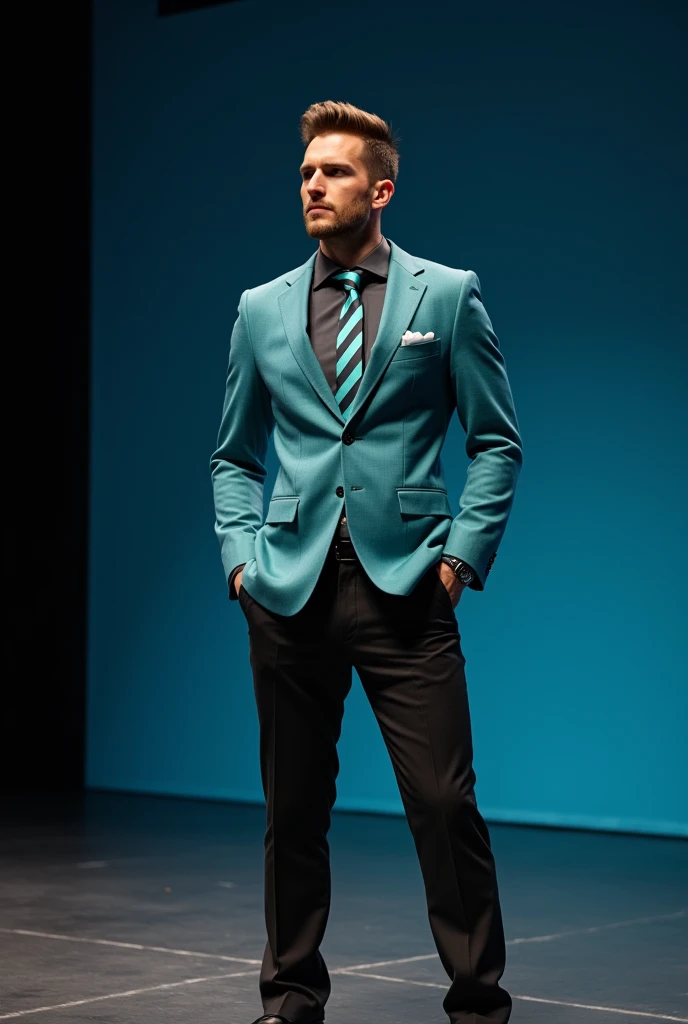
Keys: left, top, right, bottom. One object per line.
{"left": 299, "top": 160, "right": 355, "bottom": 175}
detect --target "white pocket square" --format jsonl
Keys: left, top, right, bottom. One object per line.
{"left": 401, "top": 330, "right": 438, "bottom": 346}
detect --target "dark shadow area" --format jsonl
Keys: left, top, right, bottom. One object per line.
{"left": 5, "top": 1, "right": 91, "bottom": 793}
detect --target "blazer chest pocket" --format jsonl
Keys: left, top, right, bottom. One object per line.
{"left": 390, "top": 338, "right": 441, "bottom": 364}
{"left": 265, "top": 496, "right": 300, "bottom": 524}
{"left": 397, "top": 488, "right": 452, "bottom": 518}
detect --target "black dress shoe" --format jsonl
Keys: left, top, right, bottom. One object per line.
{"left": 250, "top": 1016, "right": 324, "bottom": 1024}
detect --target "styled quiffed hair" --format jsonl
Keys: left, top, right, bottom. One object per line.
{"left": 300, "top": 100, "right": 399, "bottom": 183}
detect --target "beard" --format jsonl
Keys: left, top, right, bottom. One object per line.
{"left": 303, "top": 190, "right": 373, "bottom": 239}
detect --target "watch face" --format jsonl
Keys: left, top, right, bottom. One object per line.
{"left": 458, "top": 566, "right": 474, "bottom": 583}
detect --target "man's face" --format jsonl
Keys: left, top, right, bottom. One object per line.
{"left": 300, "top": 133, "right": 376, "bottom": 239}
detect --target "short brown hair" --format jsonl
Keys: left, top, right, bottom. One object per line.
{"left": 300, "top": 100, "right": 399, "bottom": 183}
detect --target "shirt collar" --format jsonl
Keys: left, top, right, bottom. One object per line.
{"left": 312, "top": 235, "right": 391, "bottom": 290}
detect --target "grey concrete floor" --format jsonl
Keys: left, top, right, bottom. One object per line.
{"left": 0, "top": 791, "right": 686, "bottom": 1023}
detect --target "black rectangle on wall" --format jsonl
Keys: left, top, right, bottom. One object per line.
{"left": 159, "top": 0, "right": 241, "bottom": 14}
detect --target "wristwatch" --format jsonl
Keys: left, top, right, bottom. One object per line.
{"left": 441, "top": 554, "right": 476, "bottom": 586}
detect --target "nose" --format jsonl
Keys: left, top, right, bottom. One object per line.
{"left": 307, "top": 169, "right": 325, "bottom": 196}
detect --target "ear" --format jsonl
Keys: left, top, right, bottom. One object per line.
{"left": 372, "top": 178, "right": 395, "bottom": 210}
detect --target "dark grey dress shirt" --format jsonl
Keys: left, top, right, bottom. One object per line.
{"left": 228, "top": 235, "right": 475, "bottom": 597}
{"left": 307, "top": 235, "right": 390, "bottom": 392}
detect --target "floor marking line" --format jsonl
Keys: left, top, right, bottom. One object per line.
{"left": 2, "top": 908, "right": 683, "bottom": 973}
{"left": 336, "top": 970, "right": 444, "bottom": 989}
{"left": 336, "top": 972, "right": 688, "bottom": 1020}
{"left": 331, "top": 954, "right": 439, "bottom": 971}
{"left": 0, "top": 970, "right": 261, "bottom": 1019}
{"left": 336, "top": 909, "right": 688, "bottom": 969}
{"left": 509, "top": 909, "right": 688, "bottom": 946}
{"left": 0, "top": 929, "right": 261, "bottom": 965}
{"left": 513, "top": 994, "right": 688, "bottom": 1021}
{"left": 2, "top": 916, "right": 686, "bottom": 1022}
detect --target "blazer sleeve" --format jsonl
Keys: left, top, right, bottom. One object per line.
{"left": 445, "top": 270, "right": 523, "bottom": 591}
{"left": 210, "top": 289, "right": 275, "bottom": 599}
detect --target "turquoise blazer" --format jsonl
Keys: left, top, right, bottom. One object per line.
{"left": 210, "top": 239, "right": 523, "bottom": 616}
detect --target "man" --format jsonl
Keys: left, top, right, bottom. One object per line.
{"left": 210, "top": 100, "right": 522, "bottom": 1024}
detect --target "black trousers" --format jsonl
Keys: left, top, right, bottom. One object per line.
{"left": 237, "top": 527, "right": 512, "bottom": 1024}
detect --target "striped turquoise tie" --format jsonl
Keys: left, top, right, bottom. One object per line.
{"left": 332, "top": 269, "right": 364, "bottom": 419}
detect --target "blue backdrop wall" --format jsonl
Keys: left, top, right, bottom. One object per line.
{"left": 87, "top": 0, "right": 687, "bottom": 836}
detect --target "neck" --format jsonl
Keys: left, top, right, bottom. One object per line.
{"left": 319, "top": 220, "right": 383, "bottom": 269}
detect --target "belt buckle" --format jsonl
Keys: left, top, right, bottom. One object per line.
{"left": 334, "top": 540, "right": 358, "bottom": 562}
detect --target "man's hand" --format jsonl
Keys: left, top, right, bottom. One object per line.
{"left": 435, "top": 561, "right": 465, "bottom": 610}
{"left": 233, "top": 569, "right": 244, "bottom": 597}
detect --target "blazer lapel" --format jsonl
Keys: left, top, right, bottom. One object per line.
{"left": 344, "top": 239, "right": 427, "bottom": 423}
{"left": 277, "top": 239, "right": 427, "bottom": 426}
{"left": 278, "top": 253, "right": 345, "bottom": 425}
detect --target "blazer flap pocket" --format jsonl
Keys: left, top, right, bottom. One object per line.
{"left": 397, "top": 488, "right": 452, "bottom": 517}
{"left": 265, "top": 496, "right": 300, "bottom": 524}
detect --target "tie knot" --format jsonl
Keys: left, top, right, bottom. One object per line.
{"left": 332, "top": 269, "right": 362, "bottom": 293}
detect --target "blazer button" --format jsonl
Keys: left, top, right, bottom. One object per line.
{"left": 336, "top": 486, "right": 344, "bottom": 497}
{"left": 342, "top": 432, "right": 355, "bottom": 445}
